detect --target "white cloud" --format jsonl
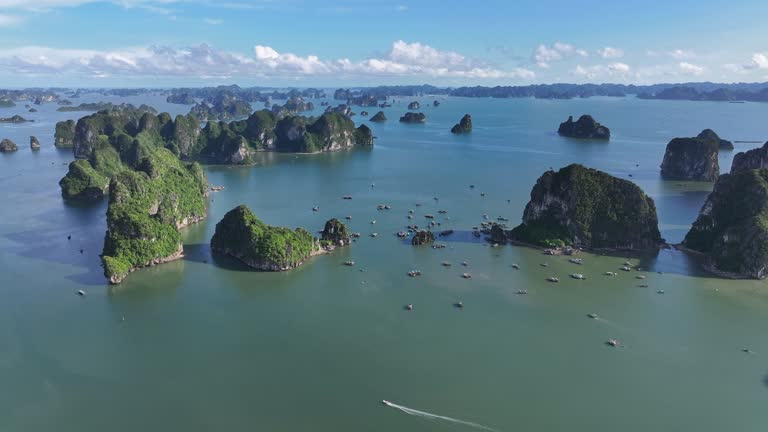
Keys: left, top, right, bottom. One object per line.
{"left": 0, "top": 40, "right": 536, "bottom": 81}
{"left": 647, "top": 49, "right": 696, "bottom": 60}
{"left": 679, "top": 61, "right": 704, "bottom": 75}
{"left": 0, "top": 13, "right": 21, "bottom": 25}
{"left": 532, "top": 42, "right": 587, "bottom": 68}
{"left": 396, "top": 4, "right": 407, "bottom": 11}
{"left": 597, "top": 47, "right": 623, "bottom": 59}
{"left": 573, "top": 62, "right": 631, "bottom": 80}
{"left": 745, "top": 53, "right": 768, "bottom": 70}
{"left": 203, "top": 17, "right": 222, "bottom": 25}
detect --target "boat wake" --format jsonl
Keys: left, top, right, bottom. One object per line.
{"left": 382, "top": 400, "right": 499, "bottom": 431}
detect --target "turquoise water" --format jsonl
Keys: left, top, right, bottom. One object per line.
{"left": 1, "top": 94, "right": 768, "bottom": 431}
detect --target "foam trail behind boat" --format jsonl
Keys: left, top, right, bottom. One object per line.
{"left": 382, "top": 400, "right": 498, "bottom": 431}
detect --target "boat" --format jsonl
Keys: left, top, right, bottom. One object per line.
{"left": 312, "top": 206, "right": 319, "bottom": 212}
{"left": 605, "top": 271, "right": 617, "bottom": 276}
{"left": 540, "top": 263, "right": 549, "bottom": 267}
{"left": 454, "top": 301, "right": 464, "bottom": 308}
{"left": 396, "top": 231, "right": 408, "bottom": 238}
{"left": 351, "top": 232, "right": 361, "bottom": 238}
{"left": 405, "top": 304, "right": 414, "bottom": 311}
{"left": 587, "top": 313, "right": 598, "bottom": 319}
{"left": 424, "top": 214, "right": 434, "bottom": 219}
{"left": 407, "top": 270, "right": 422, "bottom": 277}
{"left": 461, "top": 261, "right": 469, "bottom": 266}
{"left": 461, "top": 273, "right": 472, "bottom": 279}
{"left": 656, "top": 290, "right": 665, "bottom": 294}
{"left": 635, "top": 275, "right": 646, "bottom": 280}
{"left": 210, "top": 185, "right": 225, "bottom": 192}
{"left": 620, "top": 266, "right": 631, "bottom": 272}
{"left": 370, "top": 233, "right": 378, "bottom": 237}
{"left": 343, "top": 261, "right": 355, "bottom": 266}
{"left": 431, "top": 244, "right": 446, "bottom": 249}
{"left": 606, "top": 339, "right": 619, "bottom": 347}
{"left": 441, "top": 261, "right": 452, "bottom": 267}
{"left": 438, "top": 210, "right": 447, "bottom": 214}
{"left": 512, "top": 264, "right": 520, "bottom": 269}
{"left": 546, "top": 277, "right": 560, "bottom": 283}
{"left": 345, "top": 216, "right": 352, "bottom": 220}
{"left": 569, "top": 258, "right": 583, "bottom": 265}
{"left": 439, "top": 229, "right": 454, "bottom": 236}
{"left": 342, "top": 195, "right": 352, "bottom": 200}
{"left": 570, "top": 273, "right": 586, "bottom": 280}
{"left": 77, "top": 289, "right": 86, "bottom": 296}
{"left": 370, "top": 220, "right": 376, "bottom": 224}
{"left": 516, "top": 289, "right": 528, "bottom": 295}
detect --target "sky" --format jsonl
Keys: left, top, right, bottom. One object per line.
{"left": 0, "top": 0, "right": 767, "bottom": 87}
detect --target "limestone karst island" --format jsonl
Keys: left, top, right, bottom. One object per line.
{"left": 1, "top": 1, "right": 767, "bottom": 431}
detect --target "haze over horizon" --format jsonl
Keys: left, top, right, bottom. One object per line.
{"left": 1, "top": 0, "right": 767, "bottom": 87}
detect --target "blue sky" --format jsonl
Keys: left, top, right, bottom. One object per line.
{"left": 0, "top": 0, "right": 767, "bottom": 87}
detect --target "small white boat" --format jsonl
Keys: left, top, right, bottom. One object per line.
{"left": 461, "top": 273, "right": 472, "bottom": 279}
{"left": 312, "top": 206, "right": 319, "bottom": 212}
{"left": 343, "top": 261, "right": 355, "bottom": 266}
{"left": 512, "top": 264, "right": 520, "bottom": 269}
{"left": 587, "top": 313, "right": 598, "bottom": 319}
{"left": 546, "top": 277, "right": 560, "bottom": 283}
{"left": 607, "top": 339, "right": 619, "bottom": 347}
{"left": 605, "top": 271, "right": 617, "bottom": 276}
{"left": 570, "top": 273, "right": 586, "bottom": 280}
{"left": 370, "top": 233, "right": 378, "bottom": 237}
{"left": 569, "top": 258, "right": 583, "bottom": 265}
{"left": 620, "top": 266, "right": 631, "bottom": 272}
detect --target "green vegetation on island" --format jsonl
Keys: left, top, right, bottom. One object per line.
{"left": 509, "top": 164, "right": 662, "bottom": 249}
{"left": 101, "top": 140, "right": 207, "bottom": 284}
{"left": 210, "top": 205, "right": 320, "bottom": 271}
{"left": 0, "top": 115, "right": 32, "bottom": 123}
{"left": 399, "top": 112, "right": 426, "bottom": 123}
{"left": 683, "top": 168, "right": 768, "bottom": 279}
{"left": 370, "top": 111, "right": 387, "bottom": 122}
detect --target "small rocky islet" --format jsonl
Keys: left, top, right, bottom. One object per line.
{"left": 450, "top": 114, "right": 472, "bottom": 134}
{"left": 0, "top": 138, "right": 18, "bottom": 152}
{"left": 557, "top": 115, "right": 610, "bottom": 139}
{"left": 399, "top": 112, "right": 426, "bottom": 123}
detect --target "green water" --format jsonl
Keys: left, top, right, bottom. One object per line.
{"left": 1, "top": 95, "right": 768, "bottom": 431}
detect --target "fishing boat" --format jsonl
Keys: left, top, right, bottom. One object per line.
{"left": 587, "top": 313, "right": 598, "bottom": 319}
{"left": 546, "top": 277, "right": 560, "bottom": 283}
{"left": 570, "top": 273, "right": 586, "bottom": 280}
{"left": 461, "top": 273, "right": 472, "bottom": 279}
{"left": 607, "top": 339, "right": 619, "bottom": 347}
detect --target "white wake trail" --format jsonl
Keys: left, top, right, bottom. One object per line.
{"left": 382, "top": 400, "right": 499, "bottom": 431}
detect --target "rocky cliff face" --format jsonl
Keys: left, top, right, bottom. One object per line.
{"left": 509, "top": 164, "right": 662, "bottom": 249}
{"left": 399, "top": 112, "right": 426, "bottom": 123}
{"left": 557, "top": 115, "right": 610, "bottom": 139}
{"left": 683, "top": 168, "right": 768, "bottom": 279}
{"left": 189, "top": 92, "right": 252, "bottom": 121}
{"left": 660, "top": 137, "right": 719, "bottom": 181}
{"left": 210, "top": 205, "right": 319, "bottom": 271}
{"left": 697, "top": 128, "right": 733, "bottom": 150}
{"left": 370, "top": 111, "right": 387, "bottom": 122}
{"left": 730, "top": 142, "right": 768, "bottom": 173}
{"left": 450, "top": 114, "right": 472, "bottom": 134}
{"left": 59, "top": 160, "right": 109, "bottom": 200}
{"left": 0, "top": 138, "right": 17, "bottom": 152}
{"left": 274, "top": 112, "right": 372, "bottom": 153}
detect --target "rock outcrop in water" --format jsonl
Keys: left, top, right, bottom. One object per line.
{"left": 101, "top": 144, "right": 207, "bottom": 284}
{"left": 660, "top": 136, "right": 719, "bottom": 181}
{"left": 450, "top": 114, "right": 472, "bottom": 134}
{"left": 0, "top": 115, "right": 32, "bottom": 123}
{"left": 29, "top": 136, "right": 40, "bottom": 150}
{"left": 508, "top": 164, "right": 662, "bottom": 249}
{"left": 683, "top": 168, "right": 768, "bottom": 279}
{"left": 730, "top": 142, "right": 768, "bottom": 173}
{"left": 272, "top": 96, "right": 314, "bottom": 116}
{"left": 697, "top": 129, "right": 733, "bottom": 150}
{"left": 0, "top": 139, "right": 18, "bottom": 152}
{"left": 411, "top": 230, "right": 435, "bottom": 246}
{"left": 210, "top": 205, "right": 320, "bottom": 271}
{"left": 557, "top": 115, "right": 610, "bottom": 139}
{"left": 321, "top": 218, "right": 350, "bottom": 247}
{"left": 407, "top": 101, "right": 420, "bottom": 110}
{"left": 399, "top": 112, "right": 426, "bottom": 123}
{"left": 370, "top": 111, "right": 387, "bottom": 122}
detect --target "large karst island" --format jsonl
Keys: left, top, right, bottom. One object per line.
{"left": 503, "top": 164, "right": 663, "bottom": 250}
{"left": 682, "top": 141, "right": 768, "bottom": 279}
